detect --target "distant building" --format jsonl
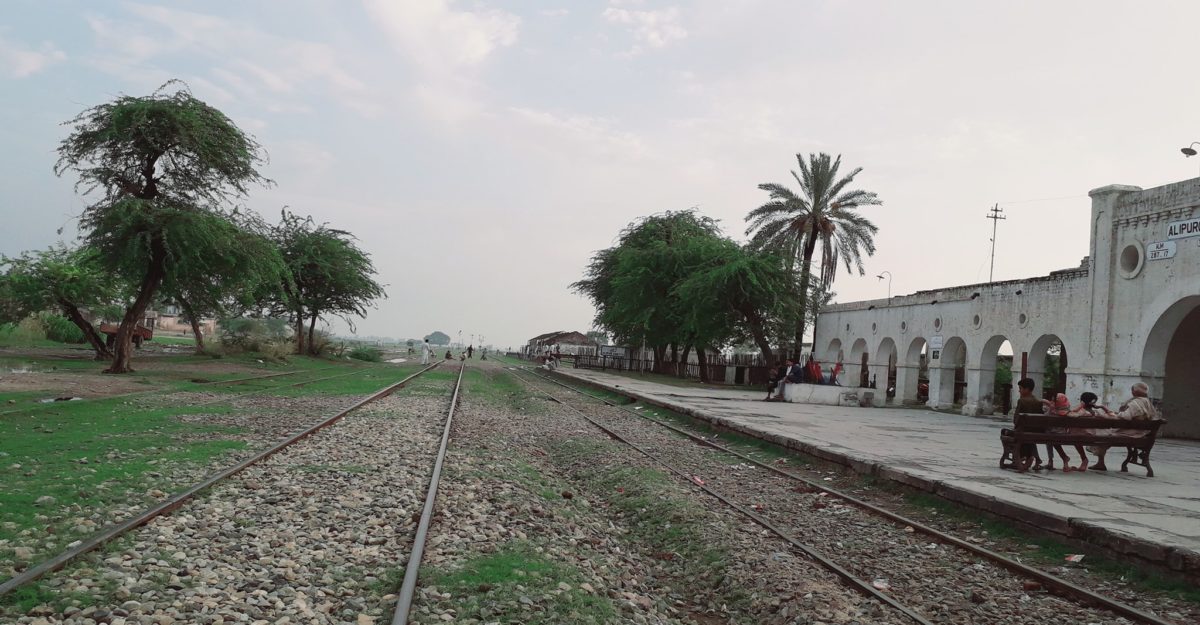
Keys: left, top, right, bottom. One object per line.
{"left": 525, "top": 331, "right": 598, "bottom": 356}
{"left": 814, "top": 178, "right": 1200, "bottom": 438}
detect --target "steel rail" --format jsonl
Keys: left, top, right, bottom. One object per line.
{"left": 0, "top": 365, "right": 347, "bottom": 418}
{"left": 0, "top": 361, "right": 442, "bottom": 598}
{"left": 519, "top": 367, "right": 1178, "bottom": 625}
{"left": 507, "top": 368, "right": 935, "bottom": 625}
{"left": 391, "top": 362, "right": 466, "bottom": 625}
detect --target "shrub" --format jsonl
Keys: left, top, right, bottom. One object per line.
{"left": 348, "top": 345, "right": 383, "bottom": 362}
{"left": 309, "top": 329, "right": 333, "bottom": 357}
{"left": 259, "top": 340, "right": 294, "bottom": 362}
{"left": 217, "top": 317, "right": 290, "bottom": 352}
{"left": 0, "top": 317, "right": 48, "bottom": 346}
{"left": 38, "top": 312, "right": 86, "bottom": 344}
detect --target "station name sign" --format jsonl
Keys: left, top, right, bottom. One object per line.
{"left": 1167, "top": 217, "right": 1200, "bottom": 240}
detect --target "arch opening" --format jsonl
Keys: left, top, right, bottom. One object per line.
{"left": 978, "top": 336, "right": 1014, "bottom": 415}
{"left": 1142, "top": 296, "right": 1200, "bottom": 438}
{"left": 900, "top": 337, "right": 929, "bottom": 404}
{"left": 824, "top": 338, "right": 844, "bottom": 366}
{"left": 934, "top": 336, "right": 968, "bottom": 406}
{"left": 1028, "top": 334, "right": 1069, "bottom": 401}
{"left": 849, "top": 338, "right": 869, "bottom": 388}
{"left": 874, "top": 337, "right": 898, "bottom": 401}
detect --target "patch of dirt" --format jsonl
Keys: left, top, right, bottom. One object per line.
{"left": 0, "top": 369, "right": 150, "bottom": 398}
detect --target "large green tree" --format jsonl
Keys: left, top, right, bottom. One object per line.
{"left": 673, "top": 240, "right": 792, "bottom": 365}
{"left": 745, "top": 153, "right": 882, "bottom": 359}
{"left": 55, "top": 82, "right": 271, "bottom": 372}
{"left": 271, "top": 210, "right": 385, "bottom": 355}
{"left": 161, "top": 212, "right": 287, "bottom": 353}
{"left": 0, "top": 246, "right": 120, "bottom": 360}
{"left": 573, "top": 210, "right": 725, "bottom": 374}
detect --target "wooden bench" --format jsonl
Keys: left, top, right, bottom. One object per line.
{"left": 1000, "top": 413, "right": 1166, "bottom": 476}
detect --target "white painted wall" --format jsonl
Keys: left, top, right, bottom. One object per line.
{"left": 814, "top": 178, "right": 1200, "bottom": 438}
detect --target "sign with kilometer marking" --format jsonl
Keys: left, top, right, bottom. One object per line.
{"left": 1166, "top": 217, "right": 1200, "bottom": 240}
{"left": 1147, "top": 241, "right": 1176, "bottom": 261}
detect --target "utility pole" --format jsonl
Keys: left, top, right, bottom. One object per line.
{"left": 986, "top": 204, "right": 1006, "bottom": 283}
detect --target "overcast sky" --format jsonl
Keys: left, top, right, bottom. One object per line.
{"left": 3, "top": 1, "right": 1200, "bottom": 349}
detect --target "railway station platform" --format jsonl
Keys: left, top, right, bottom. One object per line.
{"left": 551, "top": 368, "right": 1200, "bottom": 577}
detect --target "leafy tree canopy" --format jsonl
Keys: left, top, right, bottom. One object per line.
{"left": 271, "top": 209, "right": 385, "bottom": 355}
{"left": 0, "top": 245, "right": 122, "bottom": 358}
{"left": 55, "top": 81, "right": 271, "bottom": 372}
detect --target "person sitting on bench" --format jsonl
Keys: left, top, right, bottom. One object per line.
{"left": 1011, "top": 378, "right": 1045, "bottom": 471}
{"left": 765, "top": 360, "right": 788, "bottom": 401}
{"left": 1090, "top": 382, "right": 1158, "bottom": 471}
{"left": 773, "top": 358, "right": 804, "bottom": 400}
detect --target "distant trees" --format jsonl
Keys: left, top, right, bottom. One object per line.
{"left": 573, "top": 210, "right": 796, "bottom": 379}
{"left": 269, "top": 209, "right": 385, "bottom": 356}
{"left": 7, "top": 81, "right": 391, "bottom": 368}
{"left": 0, "top": 246, "right": 120, "bottom": 360}
{"left": 425, "top": 331, "right": 451, "bottom": 346}
{"left": 54, "top": 82, "right": 272, "bottom": 372}
{"left": 745, "top": 153, "right": 882, "bottom": 359}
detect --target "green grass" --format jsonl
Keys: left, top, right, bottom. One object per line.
{"left": 902, "top": 492, "right": 1200, "bottom": 604}
{"left": 463, "top": 367, "right": 548, "bottom": 414}
{"left": 419, "top": 543, "right": 618, "bottom": 625}
{"left": 0, "top": 398, "right": 249, "bottom": 581}
{"left": 151, "top": 336, "right": 197, "bottom": 346}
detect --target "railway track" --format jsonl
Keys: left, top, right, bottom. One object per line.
{"left": 509, "top": 365, "right": 1181, "bottom": 625}
{"left": 0, "top": 361, "right": 447, "bottom": 605}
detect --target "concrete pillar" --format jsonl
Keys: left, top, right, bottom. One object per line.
{"left": 928, "top": 361, "right": 956, "bottom": 409}
{"left": 871, "top": 361, "right": 891, "bottom": 405}
{"left": 895, "top": 364, "right": 920, "bottom": 405}
{"left": 962, "top": 366, "right": 995, "bottom": 416}
{"left": 1085, "top": 185, "right": 1139, "bottom": 370}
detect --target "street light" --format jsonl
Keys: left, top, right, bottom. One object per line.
{"left": 1182, "top": 142, "right": 1200, "bottom": 176}
{"left": 876, "top": 271, "right": 893, "bottom": 299}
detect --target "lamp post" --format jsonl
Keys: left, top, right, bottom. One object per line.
{"left": 1182, "top": 142, "right": 1200, "bottom": 176}
{"left": 876, "top": 271, "right": 892, "bottom": 300}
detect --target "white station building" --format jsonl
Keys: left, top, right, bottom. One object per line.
{"left": 813, "top": 178, "right": 1200, "bottom": 438}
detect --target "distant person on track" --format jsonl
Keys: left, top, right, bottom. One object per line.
{"left": 467, "top": 345, "right": 474, "bottom": 359}
{"left": 444, "top": 350, "right": 453, "bottom": 360}
{"left": 1011, "top": 377, "right": 1046, "bottom": 471}
{"left": 421, "top": 339, "right": 433, "bottom": 365}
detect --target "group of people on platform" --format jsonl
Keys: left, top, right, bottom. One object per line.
{"left": 764, "top": 356, "right": 844, "bottom": 401}
{"left": 1011, "top": 378, "right": 1158, "bottom": 473}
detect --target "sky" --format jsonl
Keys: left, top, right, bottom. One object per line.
{"left": 3, "top": 0, "right": 1200, "bottom": 350}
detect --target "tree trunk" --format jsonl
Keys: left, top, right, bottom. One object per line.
{"left": 295, "top": 310, "right": 306, "bottom": 355}
{"left": 740, "top": 306, "right": 775, "bottom": 365}
{"left": 107, "top": 242, "right": 167, "bottom": 374}
{"left": 679, "top": 344, "right": 692, "bottom": 378}
{"left": 793, "top": 231, "right": 820, "bottom": 361}
{"left": 653, "top": 345, "right": 667, "bottom": 374}
{"left": 307, "top": 312, "right": 319, "bottom": 356}
{"left": 176, "top": 295, "right": 205, "bottom": 354}
{"left": 697, "top": 347, "right": 710, "bottom": 384}
{"left": 58, "top": 299, "right": 111, "bottom": 361}
{"left": 669, "top": 344, "right": 679, "bottom": 376}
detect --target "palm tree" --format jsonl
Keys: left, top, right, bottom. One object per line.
{"left": 745, "top": 152, "right": 882, "bottom": 359}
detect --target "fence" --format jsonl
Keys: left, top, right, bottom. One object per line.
{"left": 571, "top": 354, "right": 777, "bottom": 386}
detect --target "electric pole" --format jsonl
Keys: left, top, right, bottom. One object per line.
{"left": 986, "top": 204, "right": 1006, "bottom": 283}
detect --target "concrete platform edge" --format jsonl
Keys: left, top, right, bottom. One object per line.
{"left": 552, "top": 369, "right": 1200, "bottom": 577}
